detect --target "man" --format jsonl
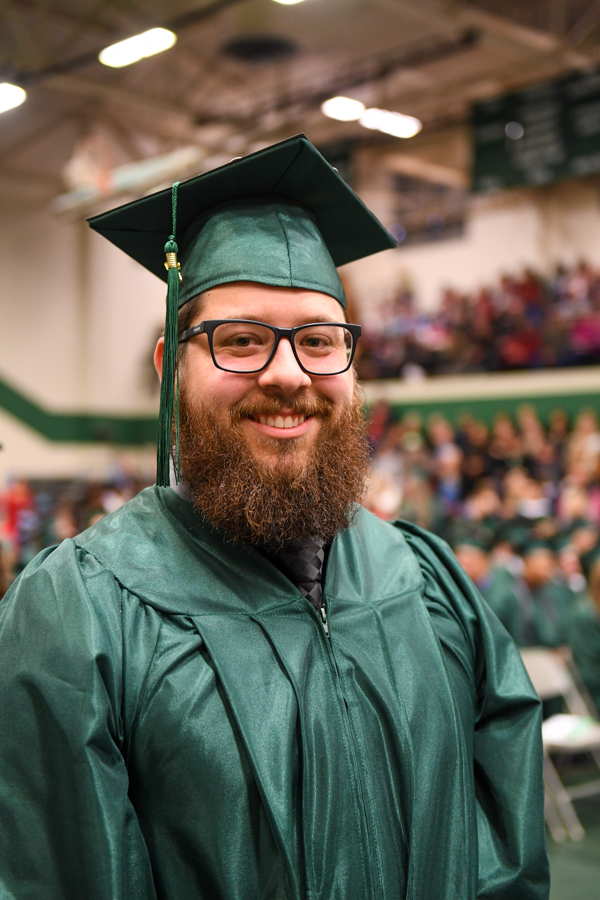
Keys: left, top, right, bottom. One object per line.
{"left": 0, "top": 136, "right": 548, "bottom": 899}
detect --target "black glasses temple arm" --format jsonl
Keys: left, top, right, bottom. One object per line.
{"left": 178, "top": 323, "right": 206, "bottom": 343}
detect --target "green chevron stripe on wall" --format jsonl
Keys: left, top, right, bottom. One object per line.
{"left": 0, "top": 376, "right": 157, "bottom": 445}
{"left": 2, "top": 369, "right": 600, "bottom": 445}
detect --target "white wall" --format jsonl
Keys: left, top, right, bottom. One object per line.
{"left": 0, "top": 194, "right": 166, "bottom": 482}
{"left": 0, "top": 409, "right": 156, "bottom": 482}
{"left": 343, "top": 175, "right": 600, "bottom": 315}
{"left": 0, "top": 198, "right": 165, "bottom": 412}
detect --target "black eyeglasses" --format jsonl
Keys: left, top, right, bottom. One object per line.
{"left": 178, "top": 319, "right": 361, "bottom": 375}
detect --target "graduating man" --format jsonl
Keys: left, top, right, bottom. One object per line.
{"left": 0, "top": 136, "right": 548, "bottom": 899}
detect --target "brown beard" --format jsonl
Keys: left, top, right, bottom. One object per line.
{"left": 177, "top": 384, "right": 370, "bottom": 550}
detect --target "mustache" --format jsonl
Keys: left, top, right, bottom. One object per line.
{"left": 229, "top": 395, "right": 334, "bottom": 424}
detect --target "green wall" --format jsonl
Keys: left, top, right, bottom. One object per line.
{"left": 0, "top": 376, "right": 157, "bottom": 445}
{"left": 384, "top": 391, "right": 600, "bottom": 426}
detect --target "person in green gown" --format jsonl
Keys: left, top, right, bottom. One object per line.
{"left": 0, "top": 137, "right": 549, "bottom": 899}
{"left": 453, "top": 535, "right": 522, "bottom": 644}
{"left": 511, "top": 540, "right": 577, "bottom": 647}
{"left": 568, "top": 546, "right": 600, "bottom": 712}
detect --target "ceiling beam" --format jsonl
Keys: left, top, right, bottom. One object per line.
{"left": 568, "top": 0, "right": 600, "bottom": 46}
{"left": 3, "top": 0, "right": 248, "bottom": 85}
{"left": 381, "top": 151, "right": 468, "bottom": 187}
{"left": 5, "top": 0, "right": 115, "bottom": 35}
{"left": 0, "top": 109, "right": 76, "bottom": 168}
{"left": 548, "top": 0, "right": 568, "bottom": 37}
{"left": 193, "top": 29, "right": 480, "bottom": 126}
{"left": 454, "top": 5, "right": 562, "bottom": 53}
{"left": 38, "top": 74, "right": 199, "bottom": 142}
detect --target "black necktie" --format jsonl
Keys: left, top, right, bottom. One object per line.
{"left": 266, "top": 537, "right": 328, "bottom": 609}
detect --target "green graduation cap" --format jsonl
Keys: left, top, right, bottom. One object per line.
{"left": 521, "top": 538, "right": 554, "bottom": 558}
{"left": 88, "top": 134, "right": 396, "bottom": 486}
{"left": 452, "top": 534, "right": 491, "bottom": 554}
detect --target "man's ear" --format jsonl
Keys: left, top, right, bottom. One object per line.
{"left": 154, "top": 336, "right": 165, "bottom": 382}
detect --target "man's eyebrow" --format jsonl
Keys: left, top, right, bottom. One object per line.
{"left": 220, "top": 314, "right": 342, "bottom": 324}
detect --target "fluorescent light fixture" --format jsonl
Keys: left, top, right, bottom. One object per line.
{"left": 359, "top": 108, "right": 422, "bottom": 139}
{"left": 0, "top": 83, "right": 26, "bottom": 114}
{"left": 321, "top": 96, "right": 365, "bottom": 122}
{"left": 99, "top": 27, "right": 177, "bottom": 68}
{"left": 271, "top": 0, "right": 308, "bottom": 5}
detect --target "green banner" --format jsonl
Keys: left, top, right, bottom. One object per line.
{"left": 473, "top": 68, "right": 600, "bottom": 191}
{"left": 0, "top": 376, "right": 157, "bottom": 445}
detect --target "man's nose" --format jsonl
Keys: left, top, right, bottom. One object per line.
{"left": 256, "top": 336, "right": 312, "bottom": 393}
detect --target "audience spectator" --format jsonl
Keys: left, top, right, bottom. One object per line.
{"left": 0, "top": 468, "right": 153, "bottom": 584}
{"left": 356, "top": 261, "right": 600, "bottom": 379}
{"left": 568, "top": 548, "right": 600, "bottom": 712}
{"left": 360, "top": 401, "right": 600, "bottom": 702}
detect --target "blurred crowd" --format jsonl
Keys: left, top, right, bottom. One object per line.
{"left": 2, "top": 402, "right": 600, "bottom": 711}
{"left": 0, "top": 470, "right": 153, "bottom": 600}
{"left": 356, "top": 260, "right": 600, "bottom": 380}
{"left": 365, "top": 402, "right": 600, "bottom": 710}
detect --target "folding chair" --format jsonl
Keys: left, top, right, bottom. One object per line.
{"left": 520, "top": 646, "right": 600, "bottom": 842}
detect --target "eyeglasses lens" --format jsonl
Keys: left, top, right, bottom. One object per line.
{"left": 211, "top": 323, "right": 353, "bottom": 374}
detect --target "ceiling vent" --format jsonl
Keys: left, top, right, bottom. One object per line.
{"left": 222, "top": 35, "right": 298, "bottom": 64}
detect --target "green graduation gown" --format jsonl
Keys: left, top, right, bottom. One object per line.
{"left": 0, "top": 486, "right": 548, "bottom": 899}
{"left": 568, "top": 594, "right": 600, "bottom": 713}
{"left": 479, "top": 567, "right": 522, "bottom": 645}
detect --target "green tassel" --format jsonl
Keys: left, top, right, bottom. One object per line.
{"left": 157, "top": 183, "right": 181, "bottom": 487}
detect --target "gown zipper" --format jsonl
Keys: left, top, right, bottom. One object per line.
{"left": 318, "top": 602, "right": 329, "bottom": 637}
{"left": 307, "top": 595, "right": 378, "bottom": 899}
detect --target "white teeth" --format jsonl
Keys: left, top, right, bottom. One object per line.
{"left": 256, "top": 414, "right": 307, "bottom": 428}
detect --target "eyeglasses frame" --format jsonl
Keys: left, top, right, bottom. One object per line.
{"left": 178, "top": 319, "right": 362, "bottom": 375}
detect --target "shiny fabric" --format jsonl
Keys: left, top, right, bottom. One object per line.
{"left": 177, "top": 202, "right": 346, "bottom": 308}
{"left": 513, "top": 577, "right": 575, "bottom": 647}
{"left": 568, "top": 594, "right": 600, "bottom": 710}
{"left": 480, "top": 566, "right": 521, "bottom": 643}
{"left": 0, "top": 487, "right": 549, "bottom": 899}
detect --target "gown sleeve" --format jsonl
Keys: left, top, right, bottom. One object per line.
{"left": 0, "top": 539, "right": 157, "bottom": 900}
{"left": 396, "top": 521, "right": 550, "bottom": 900}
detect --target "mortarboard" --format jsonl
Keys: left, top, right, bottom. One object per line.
{"left": 87, "top": 134, "right": 396, "bottom": 486}
{"left": 521, "top": 538, "right": 554, "bottom": 558}
{"left": 452, "top": 534, "right": 491, "bottom": 554}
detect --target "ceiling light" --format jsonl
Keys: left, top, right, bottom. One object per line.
{"left": 0, "top": 83, "right": 26, "bottom": 114}
{"left": 359, "top": 108, "right": 422, "bottom": 139}
{"left": 271, "top": 0, "right": 308, "bottom": 5}
{"left": 505, "top": 121, "right": 524, "bottom": 140}
{"left": 321, "top": 96, "right": 365, "bottom": 122}
{"left": 99, "top": 27, "right": 177, "bottom": 68}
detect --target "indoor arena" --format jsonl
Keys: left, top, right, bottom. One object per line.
{"left": 1, "top": 2, "right": 600, "bottom": 898}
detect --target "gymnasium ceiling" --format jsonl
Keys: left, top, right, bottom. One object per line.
{"left": 3, "top": 0, "right": 600, "bottom": 204}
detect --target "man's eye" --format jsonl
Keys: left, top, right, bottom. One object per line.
{"left": 300, "top": 334, "right": 331, "bottom": 350}
{"left": 219, "top": 331, "right": 265, "bottom": 350}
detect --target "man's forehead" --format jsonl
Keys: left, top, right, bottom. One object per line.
{"left": 195, "top": 282, "right": 344, "bottom": 322}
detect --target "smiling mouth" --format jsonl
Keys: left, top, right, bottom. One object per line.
{"left": 251, "top": 414, "right": 310, "bottom": 429}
